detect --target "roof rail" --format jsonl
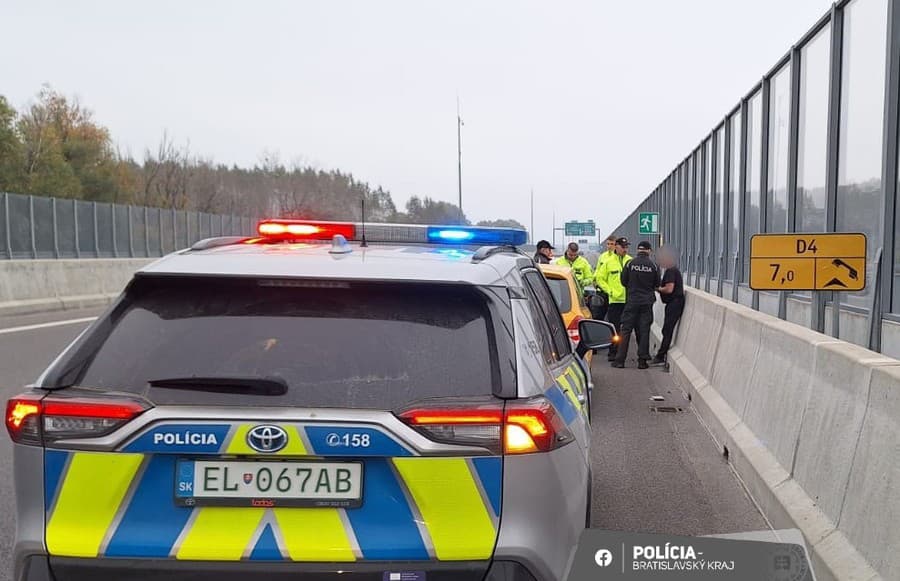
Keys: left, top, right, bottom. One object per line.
{"left": 188, "top": 236, "right": 248, "bottom": 251}
{"left": 471, "top": 245, "right": 527, "bottom": 263}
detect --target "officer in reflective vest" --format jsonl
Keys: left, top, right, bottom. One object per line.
{"left": 554, "top": 242, "right": 594, "bottom": 289}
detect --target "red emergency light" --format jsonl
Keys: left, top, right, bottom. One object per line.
{"left": 256, "top": 220, "right": 356, "bottom": 240}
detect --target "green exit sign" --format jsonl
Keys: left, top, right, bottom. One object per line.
{"left": 564, "top": 221, "right": 596, "bottom": 236}
{"left": 639, "top": 212, "right": 659, "bottom": 235}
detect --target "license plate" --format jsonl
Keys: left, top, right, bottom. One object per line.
{"left": 175, "top": 460, "right": 363, "bottom": 508}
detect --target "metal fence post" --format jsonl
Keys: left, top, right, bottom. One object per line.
{"left": 158, "top": 208, "right": 164, "bottom": 256}
{"left": 73, "top": 200, "right": 80, "bottom": 258}
{"left": 92, "top": 201, "right": 99, "bottom": 257}
{"left": 172, "top": 208, "right": 178, "bottom": 250}
{"left": 879, "top": 0, "right": 900, "bottom": 329}
{"left": 186, "top": 211, "right": 191, "bottom": 245}
{"left": 817, "top": 3, "right": 844, "bottom": 336}
{"left": 127, "top": 205, "right": 134, "bottom": 257}
{"left": 51, "top": 197, "right": 59, "bottom": 258}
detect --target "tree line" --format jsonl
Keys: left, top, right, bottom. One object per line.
{"left": 0, "top": 86, "right": 525, "bottom": 229}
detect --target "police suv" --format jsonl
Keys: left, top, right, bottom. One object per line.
{"left": 7, "top": 220, "right": 614, "bottom": 581}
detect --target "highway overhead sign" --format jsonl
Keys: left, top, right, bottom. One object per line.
{"left": 639, "top": 212, "right": 659, "bottom": 235}
{"left": 749, "top": 233, "right": 866, "bottom": 291}
{"left": 564, "top": 221, "right": 596, "bottom": 236}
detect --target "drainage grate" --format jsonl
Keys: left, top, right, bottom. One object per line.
{"left": 650, "top": 406, "right": 684, "bottom": 413}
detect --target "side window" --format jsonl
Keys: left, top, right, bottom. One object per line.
{"left": 521, "top": 282, "right": 557, "bottom": 365}
{"left": 524, "top": 271, "right": 572, "bottom": 359}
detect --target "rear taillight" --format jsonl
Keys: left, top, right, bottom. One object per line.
{"left": 5, "top": 394, "right": 149, "bottom": 445}
{"left": 399, "top": 397, "right": 574, "bottom": 455}
{"left": 567, "top": 315, "right": 585, "bottom": 342}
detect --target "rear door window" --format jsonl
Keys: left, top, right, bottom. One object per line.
{"left": 63, "top": 277, "right": 501, "bottom": 409}
{"left": 524, "top": 271, "right": 572, "bottom": 358}
{"left": 544, "top": 277, "right": 572, "bottom": 312}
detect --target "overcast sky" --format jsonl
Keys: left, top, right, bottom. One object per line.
{"left": 2, "top": 0, "right": 834, "bottom": 241}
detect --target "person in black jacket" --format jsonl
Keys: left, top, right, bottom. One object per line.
{"left": 652, "top": 246, "right": 685, "bottom": 365}
{"left": 612, "top": 240, "right": 661, "bottom": 369}
{"left": 533, "top": 240, "right": 554, "bottom": 264}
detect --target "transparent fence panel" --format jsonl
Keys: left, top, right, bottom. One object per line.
{"left": 57, "top": 199, "right": 76, "bottom": 257}
{"left": 131, "top": 207, "right": 147, "bottom": 258}
{"left": 837, "top": 0, "right": 889, "bottom": 309}
{"left": 76, "top": 201, "right": 96, "bottom": 257}
{"left": 715, "top": 127, "right": 725, "bottom": 279}
{"left": 33, "top": 196, "right": 54, "bottom": 258}
{"left": 728, "top": 112, "right": 741, "bottom": 281}
{"left": 114, "top": 205, "right": 130, "bottom": 256}
{"left": 0, "top": 194, "right": 7, "bottom": 258}
{"left": 176, "top": 210, "right": 189, "bottom": 249}
{"left": 97, "top": 203, "right": 115, "bottom": 258}
{"left": 797, "top": 25, "right": 831, "bottom": 233}
{"left": 147, "top": 208, "right": 161, "bottom": 257}
{"left": 767, "top": 63, "right": 792, "bottom": 233}
{"left": 744, "top": 93, "right": 763, "bottom": 281}
{"left": 8, "top": 194, "right": 31, "bottom": 258}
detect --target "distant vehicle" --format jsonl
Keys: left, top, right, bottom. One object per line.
{"left": 539, "top": 263, "right": 594, "bottom": 368}
{"left": 6, "top": 220, "right": 615, "bottom": 581}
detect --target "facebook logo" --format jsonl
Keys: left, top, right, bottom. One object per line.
{"left": 594, "top": 549, "right": 613, "bottom": 568}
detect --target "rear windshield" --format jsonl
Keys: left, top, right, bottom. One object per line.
{"left": 544, "top": 277, "right": 572, "bottom": 312}
{"left": 65, "top": 277, "right": 500, "bottom": 409}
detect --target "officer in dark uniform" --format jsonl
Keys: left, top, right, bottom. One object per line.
{"left": 612, "top": 240, "right": 661, "bottom": 369}
{"left": 533, "top": 240, "right": 554, "bottom": 264}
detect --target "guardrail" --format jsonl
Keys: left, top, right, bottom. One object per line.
{"left": 0, "top": 192, "right": 255, "bottom": 259}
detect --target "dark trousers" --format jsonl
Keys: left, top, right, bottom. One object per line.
{"left": 606, "top": 303, "right": 625, "bottom": 355}
{"left": 589, "top": 301, "right": 609, "bottom": 322}
{"left": 656, "top": 297, "right": 685, "bottom": 359}
{"left": 614, "top": 303, "right": 654, "bottom": 363}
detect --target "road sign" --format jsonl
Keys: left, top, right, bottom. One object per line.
{"left": 564, "top": 221, "right": 596, "bottom": 236}
{"left": 639, "top": 212, "right": 659, "bottom": 235}
{"left": 749, "top": 233, "right": 866, "bottom": 291}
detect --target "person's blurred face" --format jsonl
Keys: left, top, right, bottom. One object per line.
{"left": 606, "top": 240, "right": 616, "bottom": 252}
{"left": 659, "top": 250, "right": 675, "bottom": 268}
{"left": 540, "top": 246, "right": 553, "bottom": 259}
{"left": 615, "top": 243, "right": 628, "bottom": 256}
{"left": 566, "top": 248, "right": 579, "bottom": 261}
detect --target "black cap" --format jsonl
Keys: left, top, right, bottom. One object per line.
{"left": 615, "top": 237, "right": 630, "bottom": 247}
{"left": 637, "top": 241, "right": 652, "bottom": 251}
{"left": 536, "top": 240, "right": 554, "bottom": 250}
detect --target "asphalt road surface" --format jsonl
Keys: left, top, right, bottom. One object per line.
{"left": 0, "top": 309, "right": 766, "bottom": 580}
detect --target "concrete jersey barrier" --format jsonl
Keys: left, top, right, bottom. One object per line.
{"left": 657, "top": 287, "right": 900, "bottom": 581}
{"left": 0, "top": 258, "right": 153, "bottom": 316}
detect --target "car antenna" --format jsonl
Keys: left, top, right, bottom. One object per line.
{"left": 360, "top": 197, "right": 368, "bottom": 247}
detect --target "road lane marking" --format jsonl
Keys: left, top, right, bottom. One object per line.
{"left": 0, "top": 317, "right": 97, "bottom": 336}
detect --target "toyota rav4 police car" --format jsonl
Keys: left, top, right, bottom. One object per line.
{"left": 7, "top": 220, "right": 614, "bottom": 581}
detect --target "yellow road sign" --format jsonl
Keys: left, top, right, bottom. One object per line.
{"left": 749, "top": 233, "right": 866, "bottom": 291}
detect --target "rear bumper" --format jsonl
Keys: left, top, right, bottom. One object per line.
{"left": 23, "top": 556, "right": 539, "bottom": 581}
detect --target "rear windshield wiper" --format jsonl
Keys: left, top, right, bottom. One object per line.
{"left": 147, "top": 376, "right": 288, "bottom": 396}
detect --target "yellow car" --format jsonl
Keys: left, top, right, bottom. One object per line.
{"left": 539, "top": 264, "right": 593, "bottom": 366}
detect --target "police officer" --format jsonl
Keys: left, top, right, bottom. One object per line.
{"left": 589, "top": 235, "right": 618, "bottom": 321}
{"left": 555, "top": 242, "right": 594, "bottom": 289}
{"left": 612, "top": 240, "right": 661, "bottom": 369}
{"left": 533, "top": 240, "right": 554, "bottom": 264}
{"left": 595, "top": 237, "right": 632, "bottom": 360}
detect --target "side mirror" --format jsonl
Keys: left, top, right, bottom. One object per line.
{"left": 576, "top": 319, "right": 617, "bottom": 357}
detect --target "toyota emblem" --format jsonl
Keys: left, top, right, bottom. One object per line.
{"left": 246, "top": 425, "right": 288, "bottom": 453}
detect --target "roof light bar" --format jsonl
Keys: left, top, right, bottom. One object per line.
{"left": 254, "top": 219, "right": 528, "bottom": 246}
